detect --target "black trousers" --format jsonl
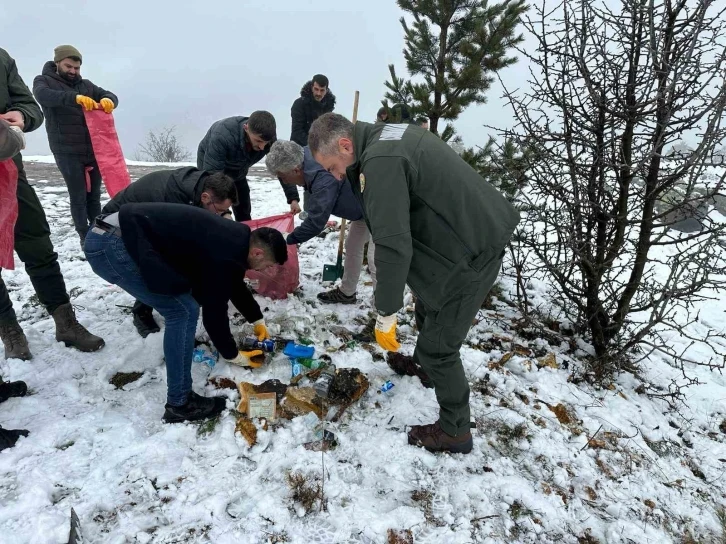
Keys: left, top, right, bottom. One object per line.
{"left": 0, "top": 158, "right": 69, "bottom": 322}
{"left": 54, "top": 153, "right": 102, "bottom": 240}
{"left": 232, "top": 178, "right": 251, "bottom": 222}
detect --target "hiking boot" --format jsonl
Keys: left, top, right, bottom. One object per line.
{"left": 162, "top": 391, "right": 226, "bottom": 423}
{"left": 0, "top": 380, "right": 27, "bottom": 404}
{"left": 52, "top": 303, "right": 105, "bottom": 352}
{"left": 387, "top": 352, "right": 433, "bottom": 389}
{"left": 0, "top": 426, "right": 29, "bottom": 452}
{"left": 407, "top": 421, "right": 473, "bottom": 454}
{"left": 133, "top": 308, "right": 160, "bottom": 338}
{"left": 317, "top": 287, "right": 356, "bottom": 305}
{"left": 0, "top": 320, "right": 32, "bottom": 361}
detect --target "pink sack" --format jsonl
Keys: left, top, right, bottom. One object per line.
{"left": 84, "top": 110, "right": 131, "bottom": 198}
{"left": 243, "top": 213, "right": 299, "bottom": 299}
{"left": 0, "top": 159, "right": 18, "bottom": 270}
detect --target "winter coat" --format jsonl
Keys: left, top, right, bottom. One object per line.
{"left": 286, "top": 147, "right": 362, "bottom": 245}
{"left": 0, "top": 48, "right": 43, "bottom": 172}
{"left": 33, "top": 61, "right": 118, "bottom": 156}
{"left": 119, "top": 203, "right": 263, "bottom": 359}
{"left": 346, "top": 122, "right": 521, "bottom": 315}
{"left": 290, "top": 81, "right": 336, "bottom": 147}
{"left": 197, "top": 116, "right": 299, "bottom": 203}
{"left": 102, "top": 167, "right": 208, "bottom": 214}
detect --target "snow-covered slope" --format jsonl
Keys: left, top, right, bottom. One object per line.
{"left": 0, "top": 165, "right": 725, "bottom": 543}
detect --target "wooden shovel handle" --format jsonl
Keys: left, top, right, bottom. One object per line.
{"left": 336, "top": 90, "right": 358, "bottom": 257}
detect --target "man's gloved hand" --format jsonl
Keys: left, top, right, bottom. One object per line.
{"left": 226, "top": 349, "right": 264, "bottom": 368}
{"left": 8, "top": 126, "right": 26, "bottom": 151}
{"left": 290, "top": 201, "right": 301, "bottom": 215}
{"left": 99, "top": 98, "right": 115, "bottom": 114}
{"left": 253, "top": 319, "right": 269, "bottom": 340}
{"left": 76, "top": 95, "right": 97, "bottom": 111}
{"left": 375, "top": 313, "right": 400, "bottom": 352}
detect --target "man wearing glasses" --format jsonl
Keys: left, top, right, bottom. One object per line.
{"left": 101, "top": 168, "right": 238, "bottom": 336}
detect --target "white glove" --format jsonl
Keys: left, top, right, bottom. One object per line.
{"left": 280, "top": 232, "right": 289, "bottom": 241}
{"left": 9, "top": 125, "right": 25, "bottom": 151}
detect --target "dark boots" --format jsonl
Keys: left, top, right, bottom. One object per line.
{"left": 132, "top": 301, "right": 160, "bottom": 338}
{"left": 408, "top": 421, "right": 473, "bottom": 454}
{"left": 52, "top": 303, "right": 105, "bottom": 352}
{"left": 0, "top": 320, "right": 32, "bottom": 361}
{"left": 0, "top": 380, "right": 27, "bottom": 403}
{"left": 162, "top": 391, "right": 226, "bottom": 424}
{"left": 0, "top": 427, "right": 29, "bottom": 451}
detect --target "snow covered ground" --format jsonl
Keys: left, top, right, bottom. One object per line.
{"left": 1, "top": 158, "right": 726, "bottom": 543}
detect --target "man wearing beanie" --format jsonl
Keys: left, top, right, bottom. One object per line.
{"left": 0, "top": 47, "right": 105, "bottom": 362}
{"left": 33, "top": 45, "right": 119, "bottom": 245}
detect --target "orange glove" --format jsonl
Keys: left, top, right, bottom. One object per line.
{"left": 253, "top": 319, "right": 269, "bottom": 341}
{"left": 99, "top": 98, "right": 115, "bottom": 114}
{"left": 374, "top": 313, "right": 400, "bottom": 352}
{"left": 226, "top": 350, "right": 265, "bottom": 368}
{"left": 76, "top": 95, "right": 97, "bottom": 111}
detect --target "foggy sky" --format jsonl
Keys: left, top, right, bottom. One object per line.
{"left": 2, "top": 0, "right": 530, "bottom": 157}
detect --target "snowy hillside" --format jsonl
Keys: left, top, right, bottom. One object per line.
{"left": 1, "top": 158, "right": 725, "bottom": 543}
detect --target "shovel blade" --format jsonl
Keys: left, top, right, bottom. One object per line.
{"left": 322, "top": 264, "right": 344, "bottom": 282}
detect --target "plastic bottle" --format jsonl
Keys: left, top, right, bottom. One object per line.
{"left": 313, "top": 364, "right": 337, "bottom": 398}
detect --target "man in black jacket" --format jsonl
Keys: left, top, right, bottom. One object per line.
{"left": 197, "top": 111, "right": 300, "bottom": 221}
{"left": 84, "top": 203, "right": 287, "bottom": 422}
{"left": 102, "top": 168, "right": 238, "bottom": 337}
{"left": 291, "top": 75, "right": 336, "bottom": 147}
{"left": 33, "top": 45, "right": 119, "bottom": 244}
{"left": 0, "top": 47, "right": 105, "bottom": 363}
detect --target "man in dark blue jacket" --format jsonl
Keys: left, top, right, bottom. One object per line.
{"left": 33, "top": 45, "right": 119, "bottom": 244}
{"left": 197, "top": 112, "right": 301, "bottom": 221}
{"left": 266, "top": 140, "right": 375, "bottom": 304}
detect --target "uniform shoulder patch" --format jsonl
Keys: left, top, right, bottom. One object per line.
{"left": 379, "top": 124, "right": 408, "bottom": 141}
{"left": 359, "top": 173, "right": 366, "bottom": 192}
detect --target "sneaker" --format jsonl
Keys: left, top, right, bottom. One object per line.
{"left": 317, "top": 287, "right": 356, "bottom": 305}
{"left": 133, "top": 310, "right": 160, "bottom": 338}
{"left": 407, "top": 421, "right": 473, "bottom": 454}
{"left": 0, "top": 380, "right": 28, "bottom": 404}
{"left": 162, "top": 391, "right": 226, "bottom": 423}
{"left": 386, "top": 353, "right": 433, "bottom": 389}
{"left": 0, "top": 426, "right": 29, "bottom": 452}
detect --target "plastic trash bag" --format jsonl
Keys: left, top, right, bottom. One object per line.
{"left": 0, "top": 158, "right": 18, "bottom": 270}
{"left": 243, "top": 213, "right": 299, "bottom": 299}
{"left": 84, "top": 110, "right": 131, "bottom": 198}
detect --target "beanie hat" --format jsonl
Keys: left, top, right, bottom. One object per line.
{"left": 54, "top": 45, "right": 82, "bottom": 64}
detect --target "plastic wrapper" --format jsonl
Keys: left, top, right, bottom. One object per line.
{"left": 243, "top": 213, "right": 299, "bottom": 299}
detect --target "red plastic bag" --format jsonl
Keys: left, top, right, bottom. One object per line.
{"left": 84, "top": 110, "right": 131, "bottom": 198}
{"left": 0, "top": 159, "right": 18, "bottom": 270}
{"left": 243, "top": 213, "right": 299, "bottom": 299}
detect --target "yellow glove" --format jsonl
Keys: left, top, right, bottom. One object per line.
{"left": 76, "top": 95, "right": 97, "bottom": 111}
{"left": 99, "top": 98, "right": 115, "bottom": 114}
{"left": 226, "top": 349, "right": 264, "bottom": 368}
{"left": 253, "top": 319, "right": 269, "bottom": 341}
{"left": 374, "top": 313, "right": 400, "bottom": 352}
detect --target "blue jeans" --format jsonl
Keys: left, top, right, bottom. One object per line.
{"left": 84, "top": 228, "right": 199, "bottom": 406}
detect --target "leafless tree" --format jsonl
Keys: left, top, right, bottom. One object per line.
{"left": 502, "top": 0, "right": 726, "bottom": 378}
{"left": 135, "top": 126, "right": 192, "bottom": 163}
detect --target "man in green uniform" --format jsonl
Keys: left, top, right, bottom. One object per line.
{"left": 308, "top": 113, "right": 520, "bottom": 454}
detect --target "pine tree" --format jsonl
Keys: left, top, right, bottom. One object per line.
{"left": 384, "top": 0, "right": 528, "bottom": 134}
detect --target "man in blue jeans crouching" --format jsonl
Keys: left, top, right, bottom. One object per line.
{"left": 84, "top": 202, "right": 287, "bottom": 423}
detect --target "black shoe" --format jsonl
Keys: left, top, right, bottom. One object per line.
{"left": 133, "top": 310, "right": 160, "bottom": 338}
{"left": 317, "top": 287, "right": 357, "bottom": 305}
{"left": 0, "top": 380, "right": 27, "bottom": 404}
{"left": 408, "top": 421, "right": 473, "bottom": 454}
{"left": 162, "top": 391, "right": 226, "bottom": 423}
{"left": 0, "top": 426, "right": 29, "bottom": 451}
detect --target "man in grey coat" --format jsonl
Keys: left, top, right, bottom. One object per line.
{"left": 265, "top": 140, "right": 375, "bottom": 304}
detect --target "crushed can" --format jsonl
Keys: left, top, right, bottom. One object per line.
{"left": 241, "top": 337, "right": 276, "bottom": 352}
{"left": 380, "top": 380, "right": 395, "bottom": 393}
{"left": 313, "top": 364, "right": 337, "bottom": 398}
